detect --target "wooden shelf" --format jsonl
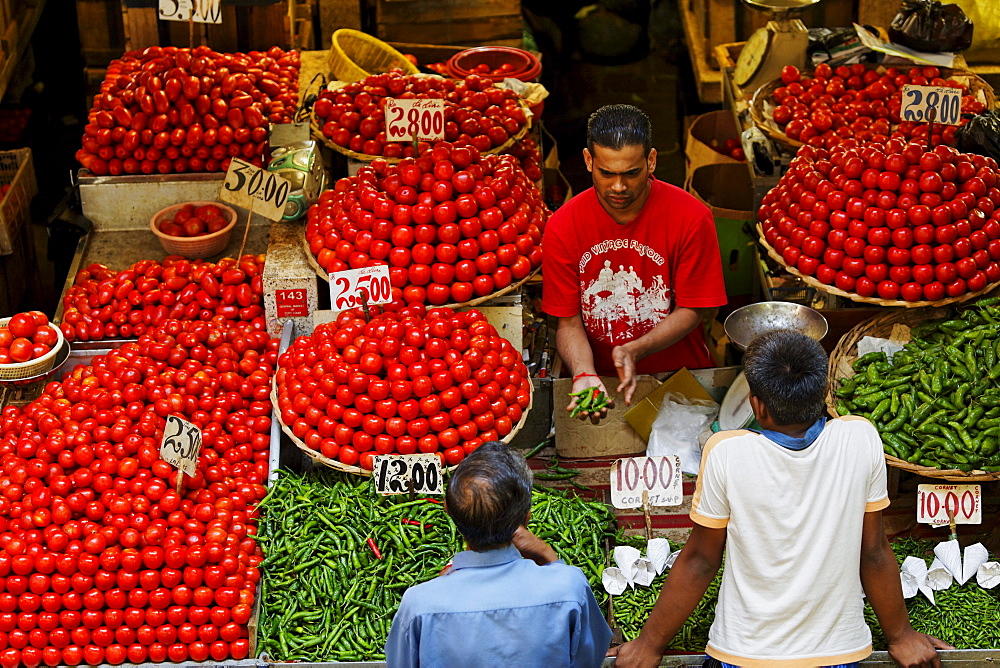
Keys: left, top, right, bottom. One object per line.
{"left": 0, "top": 0, "right": 45, "bottom": 102}
{"left": 679, "top": 0, "right": 722, "bottom": 104}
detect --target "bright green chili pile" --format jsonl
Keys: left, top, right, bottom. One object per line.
{"left": 835, "top": 295, "right": 1000, "bottom": 471}
{"left": 256, "top": 469, "right": 616, "bottom": 662}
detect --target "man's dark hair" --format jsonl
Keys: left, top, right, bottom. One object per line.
{"left": 445, "top": 441, "right": 533, "bottom": 551}
{"left": 586, "top": 104, "right": 652, "bottom": 154}
{"left": 743, "top": 330, "right": 828, "bottom": 426}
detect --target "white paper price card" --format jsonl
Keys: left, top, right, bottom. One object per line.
{"left": 610, "top": 455, "right": 682, "bottom": 509}
{"left": 220, "top": 158, "right": 291, "bottom": 222}
{"left": 159, "top": 415, "right": 202, "bottom": 476}
{"left": 158, "top": 0, "right": 222, "bottom": 24}
{"left": 372, "top": 454, "right": 444, "bottom": 495}
{"left": 901, "top": 85, "right": 962, "bottom": 125}
{"left": 385, "top": 98, "right": 446, "bottom": 142}
{"left": 329, "top": 265, "right": 393, "bottom": 311}
{"left": 917, "top": 484, "right": 981, "bottom": 525}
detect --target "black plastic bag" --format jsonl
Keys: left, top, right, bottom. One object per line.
{"left": 890, "top": 0, "right": 973, "bottom": 52}
{"left": 955, "top": 111, "right": 1000, "bottom": 162}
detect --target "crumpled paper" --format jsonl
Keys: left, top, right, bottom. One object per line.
{"left": 901, "top": 556, "right": 936, "bottom": 604}
{"left": 856, "top": 335, "right": 905, "bottom": 362}
{"left": 602, "top": 567, "right": 628, "bottom": 595}
{"left": 977, "top": 561, "right": 1000, "bottom": 589}
{"left": 632, "top": 558, "right": 657, "bottom": 587}
{"left": 646, "top": 538, "right": 672, "bottom": 575}
{"left": 926, "top": 557, "right": 954, "bottom": 591}
{"left": 613, "top": 545, "right": 641, "bottom": 586}
{"left": 665, "top": 549, "right": 681, "bottom": 569}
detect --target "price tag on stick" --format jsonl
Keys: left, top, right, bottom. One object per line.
{"left": 160, "top": 414, "right": 202, "bottom": 495}
{"left": 385, "top": 98, "right": 446, "bottom": 142}
{"left": 610, "top": 456, "right": 682, "bottom": 510}
{"left": 917, "top": 484, "right": 981, "bottom": 526}
{"left": 901, "top": 85, "right": 963, "bottom": 126}
{"left": 373, "top": 455, "right": 444, "bottom": 495}
{"left": 328, "top": 265, "right": 393, "bottom": 312}
{"left": 158, "top": 0, "right": 222, "bottom": 23}
{"left": 220, "top": 158, "right": 292, "bottom": 255}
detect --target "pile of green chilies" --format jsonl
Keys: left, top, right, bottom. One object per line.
{"left": 256, "top": 469, "right": 616, "bottom": 662}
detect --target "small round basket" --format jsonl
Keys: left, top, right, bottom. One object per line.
{"left": 0, "top": 318, "right": 66, "bottom": 382}
{"left": 827, "top": 305, "right": 1000, "bottom": 482}
{"left": 446, "top": 46, "right": 541, "bottom": 82}
{"left": 328, "top": 29, "right": 419, "bottom": 83}
{"left": 150, "top": 202, "right": 238, "bottom": 259}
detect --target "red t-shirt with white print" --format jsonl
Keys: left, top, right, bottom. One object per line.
{"left": 542, "top": 179, "right": 727, "bottom": 375}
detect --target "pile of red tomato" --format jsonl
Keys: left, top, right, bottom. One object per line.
{"left": 275, "top": 304, "right": 531, "bottom": 470}
{"left": 157, "top": 204, "right": 231, "bottom": 239}
{"left": 77, "top": 46, "right": 300, "bottom": 176}
{"left": 0, "top": 313, "right": 60, "bottom": 365}
{"left": 306, "top": 143, "right": 547, "bottom": 305}
{"left": 60, "top": 255, "right": 265, "bottom": 343}
{"left": 314, "top": 69, "right": 528, "bottom": 159}
{"left": 759, "top": 138, "right": 1000, "bottom": 302}
{"left": 0, "top": 315, "right": 275, "bottom": 666}
{"left": 767, "top": 64, "right": 987, "bottom": 149}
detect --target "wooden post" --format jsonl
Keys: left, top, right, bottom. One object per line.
{"left": 642, "top": 490, "right": 652, "bottom": 541}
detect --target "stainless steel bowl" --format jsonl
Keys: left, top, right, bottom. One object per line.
{"left": 723, "top": 302, "right": 828, "bottom": 351}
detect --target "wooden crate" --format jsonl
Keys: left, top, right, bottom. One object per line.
{"left": 374, "top": 0, "right": 522, "bottom": 47}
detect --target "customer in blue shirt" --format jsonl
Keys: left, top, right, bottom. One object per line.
{"left": 385, "top": 441, "right": 613, "bottom": 668}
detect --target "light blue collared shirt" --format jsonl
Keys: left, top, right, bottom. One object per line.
{"left": 385, "top": 544, "right": 612, "bottom": 668}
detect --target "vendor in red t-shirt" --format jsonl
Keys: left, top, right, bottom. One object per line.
{"left": 543, "top": 105, "right": 727, "bottom": 423}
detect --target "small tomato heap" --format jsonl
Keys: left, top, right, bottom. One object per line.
{"left": 306, "top": 143, "right": 547, "bottom": 305}
{"left": 158, "top": 204, "right": 231, "bottom": 239}
{"left": 77, "top": 46, "right": 300, "bottom": 176}
{"left": 60, "top": 255, "right": 265, "bottom": 343}
{"left": 759, "top": 138, "right": 1000, "bottom": 302}
{"left": 0, "top": 312, "right": 59, "bottom": 365}
{"left": 314, "top": 69, "right": 528, "bottom": 158}
{"left": 275, "top": 305, "right": 532, "bottom": 470}
{"left": 769, "top": 64, "right": 987, "bottom": 149}
{"left": 0, "top": 317, "right": 275, "bottom": 667}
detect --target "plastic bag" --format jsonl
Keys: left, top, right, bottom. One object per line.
{"left": 952, "top": 0, "right": 1000, "bottom": 63}
{"left": 955, "top": 111, "right": 1000, "bottom": 162}
{"left": 889, "top": 0, "right": 973, "bottom": 53}
{"left": 646, "top": 391, "right": 718, "bottom": 475}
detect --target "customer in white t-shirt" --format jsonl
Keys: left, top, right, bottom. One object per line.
{"left": 609, "top": 330, "right": 952, "bottom": 668}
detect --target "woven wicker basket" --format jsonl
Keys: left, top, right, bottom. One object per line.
{"left": 750, "top": 66, "right": 997, "bottom": 151}
{"left": 327, "top": 29, "right": 419, "bottom": 83}
{"left": 827, "top": 306, "right": 1000, "bottom": 481}
{"left": 0, "top": 317, "right": 65, "bottom": 382}
{"left": 272, "top": 380, "right": 532, "bottom": 477}
{"left": 756, "top": 224, "right": 1000, "bottom": 308}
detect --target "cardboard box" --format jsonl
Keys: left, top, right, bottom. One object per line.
{"left": 553, "top": 376, "right": 660, "bottom": 459}
{"left": 624, "top": 368, "right": 717, "bottom": 442}
{"left": 688, "top": 162, "right": 755, "bottom": 298}
{"left": 685, "top": 110, "right": 742, "bottom": 177}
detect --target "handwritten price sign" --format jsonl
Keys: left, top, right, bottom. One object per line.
{"left": 610, "top": 456, "right": 682, "bottom": 509}
{"left": 328, "top": 265, "right": 392, "bottom": 312}
{"left": 160, "top": 415, "right": 202, "bottom": 476}
{"left": 901, "top": 85, "right": 962, "bottom": 125}
{"left": 385, "top": 98, "right": 445, "bottom": 141}
{"left": 373, "top": 455, "right": 444, "bottom": 495}
{"left": 220, "top": 158, "right": 291, "bottom": 222}
{"left": 158, "top": 0, "right": 222, "bottom": 23}
{"left": 917, "top": 484, "right": 981, "bottom": 526}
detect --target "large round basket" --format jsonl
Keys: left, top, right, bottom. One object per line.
{"left": 327, "top": 29, "right": 419, "bottom": 83}
{"left": 827, "top": 306, "right": 1000, "bottom": 481}
{"left": 750, "top": 66, "right": 997, "bottom": 151}
{"left": 271, "top": 377, "right": 533, "bottom": 477}
{"left": 756, "top": 223, "right": 1000, "bottom": 308}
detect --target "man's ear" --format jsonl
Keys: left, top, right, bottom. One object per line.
{"left": 583, "top": 148, "right": 593, "bottom": 173}
{"left": 647, "top": 147, "right": 657, "bottom": 173}
{"left": 748, "top": 394, "right": 767, "bottom": 423}
{"left": 523, "top": 509, "right": 531, "bottom": 525}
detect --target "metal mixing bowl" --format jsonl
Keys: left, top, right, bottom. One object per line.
{"left": 723, "top": 302, "right": 828, "bottom": 351}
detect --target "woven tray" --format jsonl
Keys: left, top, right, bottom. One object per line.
{"left": 750, "top": 66, "right": 997, "bottom": 151}
{"left": 272, "top": 376, "right": 532, "bottom": 477}
{"left": 756, "top": 223, "right": 1000, "bottom": 308}
{"left": 300, "top": 231, "right": 539, "bottom": 308}
{"left": 826, "top": 306, "right": 1000, "bottom": 481}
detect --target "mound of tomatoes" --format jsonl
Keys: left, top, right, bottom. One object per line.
{"left": 275, "top": 304, "right": 531, "bottom": 470}
{"left": 306, "top": 143, "right": 547, "bottom": 305}
{"left": 767, "top": 64, "right": 988, "bottom": 150}
{"left": 158, "top": 204, "right": 231, "bottom": 239}
{"left": 759, "top": 138, "right": 1000, "bottom": 302}
{"left": 77, "top": 46, "right": 299, "bottom": 177}
{"left": 0, "top": 313, "right": 60, "bottom": 365}
{"left": 0, "top": 316, "right": 276, "bottom": 666}
{"left": 314, "top": 69, "right": 528, "bottom": 159}
{"left": 60, "top": 255, "right": 265, "bottom": 343}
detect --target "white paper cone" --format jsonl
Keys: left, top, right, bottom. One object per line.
{"left": 901, "top": 556, "right": 935, "bottom": 604}
{"left": 633, "top": 558, "right": 657, "bottom": 587}
{"left": 613, "top": 545, "right": 641, "bottom": 583}
{"left": 665, "top": 549, "right": 682, "bottom": 569}
{"left": 961, "top": 543, "right": 990, "bottom": 585}
{"left": 926, "top": 557, "right": 954, "bottom": 591}
{"left": 933, "top": 540, "right": 963, "bottom": 581}
{"left": 646, "top": 539, "right": 672, "bottom": 575}
{"left": 977, "top": 561, "right": 1000, "bottom": 589}
{"left": 900, "top": 570, "right": 919, "bottom": 599}
{"left": 602, "top": 567, "right": 628, "bottom": 595}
